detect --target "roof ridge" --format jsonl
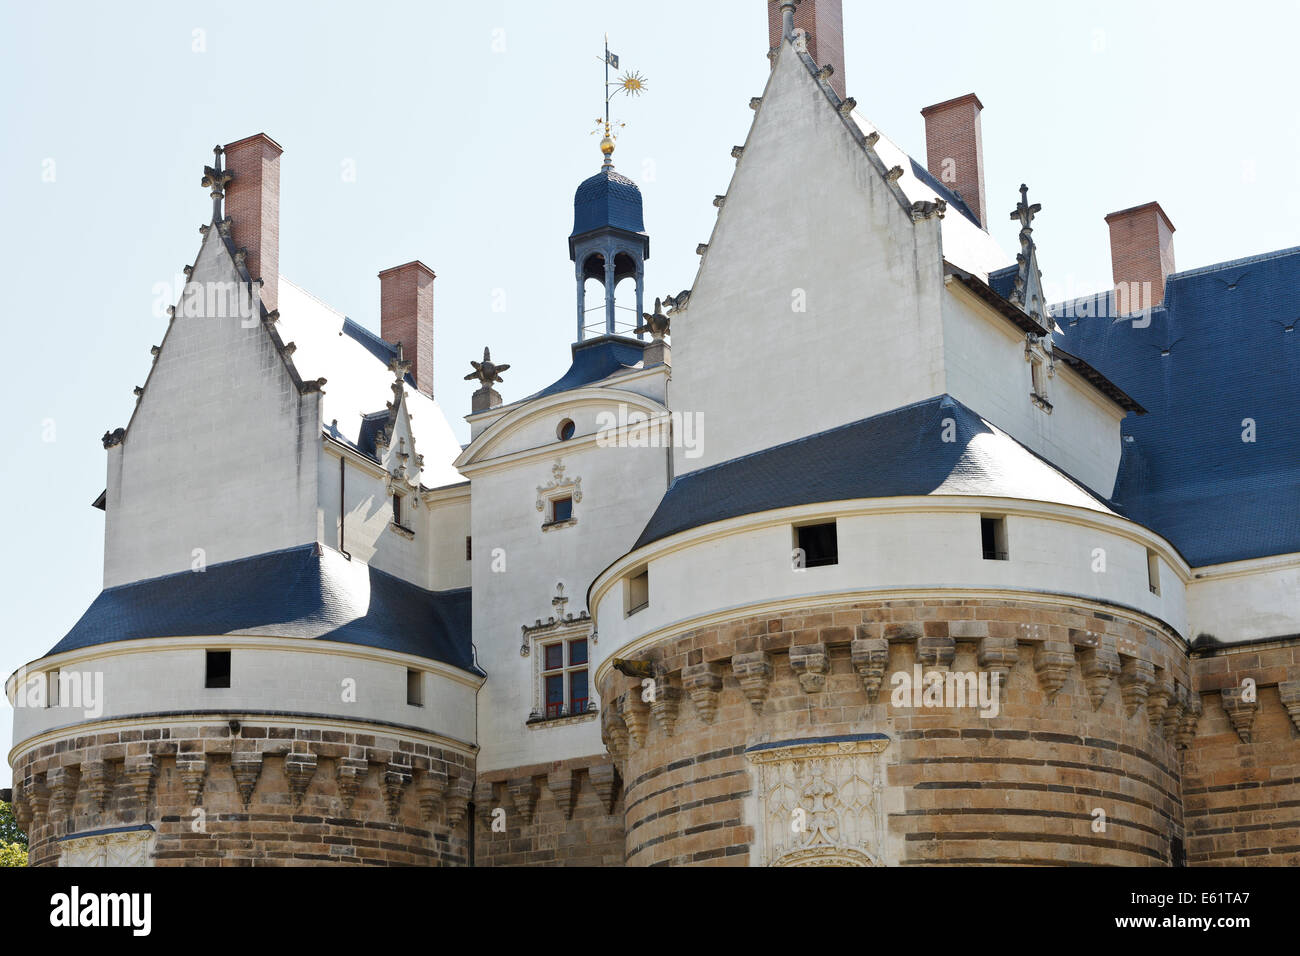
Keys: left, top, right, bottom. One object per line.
{"left": 1168, "top": 244, "right": 1300, "bottom": 281}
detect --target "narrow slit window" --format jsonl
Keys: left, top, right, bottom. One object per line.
{"left": 981, "top": 516, "right": 1008, "bottom": 561}
{"left": 47, "top": 670, "right": 59, "bottom": 708}
{"left": 206, "top": 650, "right": 231, "bottom": 689}
{"left": 465, "top": 535, "right": 472, "bottom": 561}
{"left": 1147, "top": 550, "right": 1161, "bottom": 596}
{"left": 795, "top": 522, "right": 838, "bottom": 568}
{"left": 392, "top": 493, "right": 403, "bottom": 526}
{"left": 407, "top": 668, "right": 424, "bottom": 706}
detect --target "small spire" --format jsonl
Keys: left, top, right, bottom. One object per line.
{"left": 199, "top": 146, "right": 231, "bottom": 223}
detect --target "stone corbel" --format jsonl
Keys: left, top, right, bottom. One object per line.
{"left": 601, "top": 695, "right": 630, "bottom": 765}
{"left": 284, "top": 751, "right": 318, "bottom": 807}
{"left": 1033, "top": 641, "right": 1074, "bottom": 700}
{"left": 81, "top": 759, "right": 111, "bottom": 815}
{"left": 1162, "top": 685, "right": 1187, "bottom": 741}
{"left": 1147, "top": 676, "right": 1174, "bottom": 729}
{"left": 1118, "top": 657, "right": 1155, "bottom": 718}
{"left": 124, "top": 754, "right": 157, "bottom": 809}
{"left": 917, "top": 634, "right": 956, "bottom": 671}
{"left": 789, "top": 642, "right": 829, "bottom": 693}
{"left": 649, "top": 674, "right": 682, "bottom": 737}
{"left": 473, "top": 781, "right": 495, "bottom": 826}
{"left": 417, "top": 765, "right": 449, "bottom": 821}
{"left": 1178, "top": 692, "right": 1203, "bottom": 748}
{"left": 444, "top": 773, "right": 472, "bottom": 830}
{"left": 588, "top": 763, "right": 617, "bottom": 815}
{"left": 1220, "top": 686, "right": 1259, "bottom": 743}
{"left": 547, "top": 770, "right": 575, "bottom": 820}
{"left": 851, "top": 634, "right": 890, "bottom": 701}
{"left": 336, "top": 756, "right": 368, "bottom": 812}
{"left": 621, "top": 691, "right": 650, "bottom": 748}
{"left": 682, "top": 661, "right": 724, "bottom": 724}
{"left": 1078, "top": 644, "right": 1121, "bottom": 710}
{"left": 176, "top": 754, "right": 207, "bottom": 808}
{"left": 977, "top": 635, "right": 1018, "bottom": 701}
{"left": 1280, "top": 681, "right": 1300, "bottom": 733}
{"left": 508, "top": 778, "right": 539, "bottom": 823}
{"left": 382, "top": 764, "right": 412, "bottom": 820}
{"left": 48, "top": 764, "right": 81, "bottom": 822}
{"left": 231, "top": 752, "right": 264, "bottom": 808}
{"left": 731, "top": 651, "right": 773, "bottom": 712}
{"left": 27, "top": 777, "right": 50, "bottom": 831}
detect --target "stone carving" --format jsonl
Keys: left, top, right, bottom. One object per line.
{"left": 284, "top": 751, "right": 317, "bottom": 807}
{"left": 1220, "top": 686, "right": 1258, "bottom": 743}
{"left": 176, "top": 754, "right": 206, "bottom": 808}
{"left": 977, "top": 635, "right": 1019, "bottom": 699}
{"left": 417, "top": 765, "right": 449, "bottom": 821}
{"left": 916, "top": 635, "right": 955, "bottom": 671}
{"left": 230, "top": 752, "right": 263, "bottom": 808}
{"left": 59, "top": 828, "right": 156, "bottom": 867}
{"left": 789, "top": 642, "right": 828, "bottom": 693}
{"left": 649, "top": 674, "right": 681, "bottom": 736}
{"left": 383, "top": 764, "right": 412, "bottom": 820}
{"left": 547, "top": 769, "right": 575, "bottom": 819}
{"left": 1033, "top": 641, "right": 1074, "bottom": 700}
{"left": 682, "top": 661, "right": 724, "bottom": 723}
{"left": 1177, "top": 691, "right": 1202, "bottom": 748}
{"left": 1119, "top": 657, "right": 1155, "bottom": 718}
{"left": 1078, "top": 644, "right": 1121, "bottom": 710}
{"left": 1147, "top": 676, "right": 1174, "bottom": 729}
{"left": 1280, "top": 681, "right": 1300, "bottom": 734}
{"left": 509, "top": 778, "right": 539, "bottom": 822}
{"left": 851, "top": 635, "right": 890, "bottom": 701}
{"left": 464, "top": 346, "right": 509, "bottom": 388}
{"left": 588, "top": 763, "right": 617, "bottom": 814}
{"left": 747, "top": 735, "right": 889, "bottom": 867}
{"left": 336, "top": 756, "right": 368, "bottom": 812}
{"left": 444, "top": 774, "right": 472, "bottom": 829}
{"left": 635, "top": 298, "right": 671, "bottom": 340}
{"left": 731, "top": 651, "right": 773, "bottom": 712}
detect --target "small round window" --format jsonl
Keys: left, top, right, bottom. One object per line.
{"left": 557, "top": 419, "right": 576, "bottom": 441}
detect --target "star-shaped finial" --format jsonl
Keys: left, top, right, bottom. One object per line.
{"left": 464, "top": 347, "right": 510, "bottom": 388}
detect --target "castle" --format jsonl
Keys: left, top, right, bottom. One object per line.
{"left": 7, "top": 0, "right": 1299, "bottom": 866}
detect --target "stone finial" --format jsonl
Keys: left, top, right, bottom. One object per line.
{"left": 682, "top": 662, "right": 724, "bottom": 724}
{"left": 200, "top": 145, "right": 232, "bottom": 221}
{"left": 336, "top": 756, "right": 368, "bottom": 812}
{"left": 1220, "top": 686, "right": 1259, "bottom": 743}
{"left": 851, "top": 634, "right": 890, "bottom": 701}
{"left": 547, "top": 769, "right": 575, "bottom": 819}
{"left": 636, "top": 298, "right": 671, "bottom": 341}
{"left": 731, "top": 651, "right": 773, "bottom": 712}
{"left": 1280, "top": 681, "right": 1300, "bottom": 733}
{"left": 649, "top": 674, "right": 682, "bottom": 737}
{"left": 231, "top": 752, "right": 264, "bottom": 808}
{"left": 1078, "top": 644, "right": 1121, "bottom": 710}
{"left": 283, "top": 751, "right": 317, "bottom": 807}
{"left": 790, "top": 642, "right": 829, "bottom": 693}
{"left": 588, "top": 763, "right": 618, "bottom": 814}
{"left": 388, "top": 340, "right": 413, "bottom": 381}
{"left": 1033, "top": 641, "right": 1074, "bottom": 700}
{"left": 464, "top": 347, "right": 509, "bottom": 388}
{"left": 1119, "top": 657, "right": 1156, "bottom": 718}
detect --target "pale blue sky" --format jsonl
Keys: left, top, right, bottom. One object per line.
{"left": 2, "top": 0, "right": 1297, "bottom": 785}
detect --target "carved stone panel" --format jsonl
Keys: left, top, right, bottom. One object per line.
{"left": 745, "top": 735, "right": 890, "bottom": 867}
{"left": 58, "top": 827, "right": 156, "bottom": 867}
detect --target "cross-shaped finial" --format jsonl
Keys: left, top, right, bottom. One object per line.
{"left": 200, "top": 146, "right": 232, "bottom": 223}
{"left": 1010, "top": 183, "right": 1041, "bottom": 247}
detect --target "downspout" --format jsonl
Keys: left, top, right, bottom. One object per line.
{"left": 339, "top": 454, "right": 351, "bottom": 560}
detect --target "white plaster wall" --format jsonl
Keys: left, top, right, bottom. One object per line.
{"left": 318, "top": 448, "right": 427, "bottom": 588}
{"left": 465, "top": 398, "right": 670, "bottom": 773}
{"left": 104, "top": 231, "right": 319, "bottom": 587}
{"left": 592, "top": 502, "right": 1188, "bottom": 672}
{"left": 941, "top": 286, "right": 1125, "bottom": 495}
{"left": 670, "top": 42, "right": 948, "bottom": 473}
{"left": 1186, "top": 558, "right": 1300, "bottom": 643}
{"left": 9, "top": 640, "right": 478, "bottom": 748}
{"left": 425, "top": 491, "right": 471, "bottom": 591}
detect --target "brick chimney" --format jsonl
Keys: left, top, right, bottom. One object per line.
{"left": 379, "top": 261, "right": 436, "bottom": 398}
{"left": 767, "top": 0, "right": 845, "bottom": 100}
{"left": 920, "top": 94, "right": 987, "bottom": 228}
{"left": 1105, "top": 202, "right": 1176, "bottom": 314}
{"left": 223, "top": 133, "right": 283, "bottom": 314}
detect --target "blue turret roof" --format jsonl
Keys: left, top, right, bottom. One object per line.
{"left": 571, "top": 165, "right": 645, "bottom": 237}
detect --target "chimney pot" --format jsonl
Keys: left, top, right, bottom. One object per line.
{"left": 222, "top": 133, "right": 283, "bottom": 314}
{"left": 920, "top": 93, "right": 987, "bottom": 228}
{"left": 767, "top": 0, "right": 845, "bottom": 99}
{"left": 1105, "top": 202, "right": 1176, "bottom": 314}
{"left": 379, "top": 261, "right": 437, "bottom": 398}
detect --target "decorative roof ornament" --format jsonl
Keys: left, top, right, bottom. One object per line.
{"left": 1008, "top": 183, "right": 1053, "bottom": 330}
{"left": 464, "top": 347, "right": 510, "bottom": 388}
{"left": 590, "top": 34, "right": 648, "bottom": 167}
{"left": 199, "top": 146, "right": 232, "bottom": 223}
{"left": 636, "top": 298, "right": 671, "bottom": 340}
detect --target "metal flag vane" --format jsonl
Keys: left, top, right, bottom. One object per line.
{"left": 591, "top": 34, "right": 648, "bottom": 165}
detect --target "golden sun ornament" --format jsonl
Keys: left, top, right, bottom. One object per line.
{"left": 615, "top": 70, "right": 648, "bottom": 97}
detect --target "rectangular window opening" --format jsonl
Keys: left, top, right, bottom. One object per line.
{"left": 407, "top": 668, "right": 424, "bottom": 706}
{"left": 551, "top": 496, "right": 573, "bottom": 524}
{"left": 206, "top": 650, "right": 232, "bottom": 689}
{"left": 46, "top": 669, "right": 59, "bottom": 707}
{"left": 392, "top": 493, "right": 403, "bottom": 526}
{"left": 465, "top": 535, "right": 472, "bottom": 561}
{"left": 1147, "top": 550, "right": 1161, "bottom": 596}
{"left": 795, "top": 521, "right": 839, "bottom": 568}
{"left": 626, "top": 568, "right": 649, "bottom": 616}
{"left": 981, "top": 516, "right": 1008, "bottom": 561}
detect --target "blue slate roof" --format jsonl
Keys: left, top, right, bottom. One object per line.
{"left": 633, "top": 395, "right": 1115, "bottom": 549}
{"left": 1052, "top": 245, "right": 1300, "bottom": 567}
{"left": 45, "top": 544, "right": 480, "bottom": 672}
{"left": 988, "top": 264, "right": 1018, "bottom": 301}
{"left": 571, "top": 166, "right": 645, "bottom": 237}
{"left": 341, "top": 317, "right": 416, "bottom": 390}
{"left": 524, "top": 335, "right": 647, "bottom": 401}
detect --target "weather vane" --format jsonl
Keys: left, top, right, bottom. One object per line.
{"left": 591, "top": 34, "right": 647, "bottom": 165}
